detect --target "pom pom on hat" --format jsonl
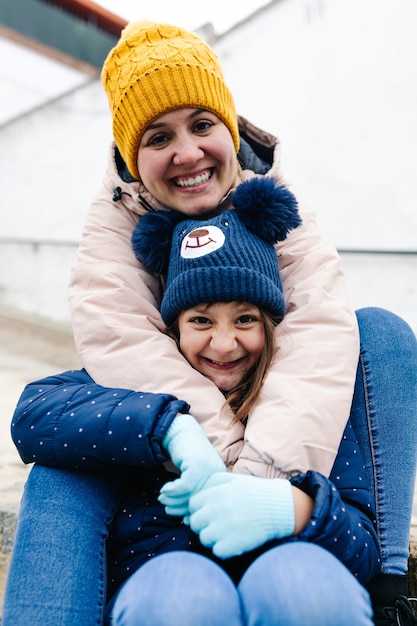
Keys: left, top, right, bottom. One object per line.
{"left": 232, "top": 177, "right": 302, "bottom": 243}
{"left": 131, "top": 210, "right": 182, "bottom": 276}
{"left": 101, "top": 20, "right": 239, "bottom": 180}
{"left": 132, "top": 177, "right": 301, "bottom": 326}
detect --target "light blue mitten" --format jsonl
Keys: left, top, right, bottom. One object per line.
{"left": 188, "top": 472, "right": 295, "bottom": 558}
{"left": 159, "top": 413, "right": 226, "bottom": 516}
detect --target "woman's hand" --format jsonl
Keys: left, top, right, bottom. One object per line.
{"left": 159, "top": 413, "right": 226, "bottom": 516}
{"left": 187, "top": 473, "right": 304, "bottom": 559}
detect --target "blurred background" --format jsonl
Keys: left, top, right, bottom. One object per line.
{"left": 1, "top": 0, "right": 416, "bottom": 334}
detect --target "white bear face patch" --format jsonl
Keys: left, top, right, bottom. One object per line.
{"left": 180, "top": 225, "right": 225, "bottom": 259}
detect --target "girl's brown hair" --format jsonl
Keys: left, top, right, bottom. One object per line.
{"left": 168, "top": 306, "right": 280, "bottom": 424}
{"left": 225, "top": 309, "right": 278, "bottom": 423}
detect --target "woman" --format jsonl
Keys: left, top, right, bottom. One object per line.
{"left": 5, "top": 180, "right": 378, "bottom": 624}
{"left": 70, "top": 19, "right": 359, "bottom": 477}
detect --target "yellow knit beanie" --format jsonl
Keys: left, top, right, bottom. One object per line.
{"left": 101, "top": 20, "right": 240, "bottom": 180}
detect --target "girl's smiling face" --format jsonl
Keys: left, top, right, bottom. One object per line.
{"left": 137, "top": 108, "right": 239, "bottom": 217}
{"left": 177, "top": 302, "right": 265, "bottom": 393}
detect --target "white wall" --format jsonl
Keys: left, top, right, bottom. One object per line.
{"left": 216, "top": 0, "right": 417, "bottom": 331}
{"left": 218, "top": 0, "right": 417, "bottom": 247}
{"left": 0, "top": 243, "right": 77, "bottom": 330}
{"left": 0, "top": 36, "right": 90, "bottom": 125}
{"left": 1, "top": 79, "right": 112, "bottom": 329}
{"left": 2, "top": 80, "right": 111, "bottom": 242}
{"left": 1, "top": 0, "right": 416, "bottom": 333}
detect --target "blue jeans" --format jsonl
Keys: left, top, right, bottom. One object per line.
{"left": 2, "top": 466, "right": 128, "bottom": 625}
{"left": 351, "top": 308, "right": 417, "bottom": 574}
{"left": 107, "top": 545, "right": 373, "bottom": 625}
{"left": 2, "top": 308, "right": 417, "bottom": 625}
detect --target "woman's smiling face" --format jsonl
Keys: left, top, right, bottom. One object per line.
{"left": 177, "top": 302, "right": 265, "bottom": 393}
{"left": 137, "top": 108, "right": 239, "bottom": 217}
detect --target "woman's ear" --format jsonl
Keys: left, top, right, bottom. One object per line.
{"left": 232, "top": 177, "right": 301, "bottom": 243}
{"left": 131, "top": 210, "right": 182, "bottom": 274}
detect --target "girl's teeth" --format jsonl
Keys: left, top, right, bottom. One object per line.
{"left": 176, "top": 170, "right": 211, "bottom": 187}
{"left": 210, "top": 359, "right": 232, "bottom": 366}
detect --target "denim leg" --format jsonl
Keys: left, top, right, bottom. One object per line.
{"left": 2, "top": 464, "right": 127, "bottom": 626}
{"left": 239, "top": 542, "right": 374, "bottom": 626}
{"left": 350, "top": 307, "right": 417, "bottom": 574}
{"left": 108, "top": 551, "right": 243, "bottom": 626}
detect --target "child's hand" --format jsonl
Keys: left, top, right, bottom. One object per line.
{"left": 188, "top": 473, "right": 295, "bottom": 558}
{"left": 159, "top": 413, "right": 226, "bottom": 516}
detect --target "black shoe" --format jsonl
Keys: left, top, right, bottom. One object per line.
{"left": 367, "top": 573, "right": 417, "bottom": 625}
{"left": 373, "top": 596, "right": 417, "bottom": 625}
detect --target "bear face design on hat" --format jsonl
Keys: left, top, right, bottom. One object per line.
{"left": 132, "top": 176, "right": 302, "bottom": 327}
{"left": 180, "top": 225, "right": 225, "bottom": 258}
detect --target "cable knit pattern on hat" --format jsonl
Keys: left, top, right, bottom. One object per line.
{"left": 101, "top": 20, "right": 239, "bottom": 179}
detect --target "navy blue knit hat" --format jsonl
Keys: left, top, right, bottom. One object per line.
{"left": 132, "top": 177, "right": 301, "bottom": 327}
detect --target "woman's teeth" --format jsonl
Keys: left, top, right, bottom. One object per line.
{"left": 175, "top": 170, "right": 211, "bottom": 188}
